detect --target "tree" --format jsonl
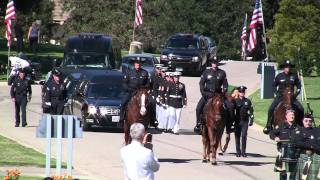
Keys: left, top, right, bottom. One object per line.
{"left": 268, "top": 0, "right": 320, "bottom": 75}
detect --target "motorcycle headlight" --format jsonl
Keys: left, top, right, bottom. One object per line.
{"left": 192, "top": 57, "right": 199, "bottom": 62}
{"left": 88, "top": 105, "right": 97, "bottom": 114}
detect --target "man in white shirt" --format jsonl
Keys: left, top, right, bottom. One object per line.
{"left": 121, "top": 123, "right": 160, "bottom": 180}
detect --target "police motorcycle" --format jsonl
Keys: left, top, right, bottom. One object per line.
{"left": 8, "top": 54, "right": 41, "bottom": 85}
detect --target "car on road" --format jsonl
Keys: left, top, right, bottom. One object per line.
{"left": 121, "top": 54, "right": 159, "bottom": 77}
{"left": 160, "top": 33, "right": 210, "bottom": 74}
{"left": 70, "top": 69, "right": 126, "bottom": 131}
{"left": 204, "top": 36, "right": 217, "bottom": 60}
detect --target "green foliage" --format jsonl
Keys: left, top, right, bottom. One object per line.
{"left": 268, "top": 0, "right": 320, "bottom": 75}
{"left": 62, "top": 0, "right": 278, "bottom": 59}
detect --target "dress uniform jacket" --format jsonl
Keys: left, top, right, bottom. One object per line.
{"left": 166, "top": 82, "right": 187, "bottom": 108}
{"left": 10, "top": 77, "right": 32, "bottom": 98}
{"left": 44, "top": 80, "right": 67, "bottom": 115}
{"left": 270, "top": 121, "right": 297, "bottom": 141}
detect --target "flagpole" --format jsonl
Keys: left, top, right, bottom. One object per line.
{"left": 132, "top": 0, "right": 137, "bottom": 42}
{"left": 7, "top": 46, "right": 10, "bottom": 81}
{"left": 259, "top": 0, "right": 269, "bottom": 62}
{"left": 242, "top": 13, "right": 247, "bottom": 61}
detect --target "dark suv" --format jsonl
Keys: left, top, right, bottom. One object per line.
{"left": 70, "top": 69, "right": 126, "bottom": 131}
{"left": 160, "top": 33, "right": 210, "bottom": 74}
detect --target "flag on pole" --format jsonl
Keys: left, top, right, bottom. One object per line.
{"left": 5, "top": 0, "right": 16, "bottom": 47}
{"left": 134, "top": 0, "right": 143, "bottom": 27}
{"left": 247, "top": 0, "right": 263, "bottom": 52}
{"left": 241, "top": 14, "right": 247, "bottom": 59}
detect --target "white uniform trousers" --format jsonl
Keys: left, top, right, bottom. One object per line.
{"left": 168, "top": 106, "right": 182, "bottom": 133}
{"left": 157, "top": 104, "right": 169, "bottom": 130}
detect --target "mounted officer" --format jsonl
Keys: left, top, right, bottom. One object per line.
{"left": 10, "top": 68, "right": 32, "bottom": 127}
{"left": 263, "top": 60, "right": 304, "bottom": 134}
{"left": 194, "top": 60, "right": 235, "bottom": 134}
{"left": 43, "top": 68, "right": 67, "bottom": 115}
{"left": 234, "top": 86, "right": 254, "bottom": 157}
{"left": 121, "top": 58, "right": 150, "bottom": 122}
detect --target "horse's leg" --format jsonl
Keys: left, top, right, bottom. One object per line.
{"left": 201, "top": 126, "right": 208, "bottom": 163}
{"left": 207, "top": 126, "right": 217, "bottom": 165}
{"left": 124, "top": 120, "right": 129, "bottom": 145}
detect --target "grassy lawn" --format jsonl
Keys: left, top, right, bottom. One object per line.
{"left": 0, "top": 176, "right": 43, "bottom": 180}
{"left": 250, "top": 77, "right": 320, "bottom": 126}
{"left": 0, "top": 135, "right": 65, "bottom": 168}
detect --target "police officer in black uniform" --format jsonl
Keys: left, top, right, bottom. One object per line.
{"left": 234, "top": 86, "right": 254, "bottom": 157}
{"left": 44, "top": 69, "right": 67, "bottom": 115}
{"left": 121, "top": 58, "right": 150, "bottom": 121}
{"left": 264, "top": 60, "right": 304, "bottom": 134}
{"left": 10, "top": 68, "right": 32, "bottom": 127}
{"left": 194, "top": 60, "right": 235, "bottom": 133}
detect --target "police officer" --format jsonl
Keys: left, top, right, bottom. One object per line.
{"left": 44, "top": 69, "right": 67, "bottom": 115}
{"left": 264, "top": 60, "right": 304, "bottom": 134}
{"left": 166, "top": 71, "right": 187, "bottom": 135}
{"left": 121, "top": 58, "right": 150, "bottom": 122}
{"left": 270, "top": 109, "right": 297, "bottom": 179}
{"left": 10, "top": 68, "right": 32, "bottom": 127}
{"left": 234, "top": 86, "right": 254, "bottom": 157}
{"left": 194, "top": 60, "right": 234, "bottom": 134}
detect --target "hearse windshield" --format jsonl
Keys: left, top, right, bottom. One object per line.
{"left": 87, "top": 83, "right": 126, "bottom": 98}
{"left": 62, "top": 53, "right": 111, "bottom": 68}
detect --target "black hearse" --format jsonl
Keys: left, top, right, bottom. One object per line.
{"left": 56, "top": 33, "right": 122, "bottom": 78}
{"left": 70, "top": 69, "right": 126, "bottom": 131}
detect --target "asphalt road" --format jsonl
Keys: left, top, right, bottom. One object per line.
{"left": 0, "top": 61, "right": 278, "bottom": 180}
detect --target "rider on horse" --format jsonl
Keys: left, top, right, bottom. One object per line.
{"left": 194, "top": 60, "right": 235, "bottom": 134}
{"left": 121, "top": 58, "right": 150, "bottom": 122}
{"left": 263, "top": 60, "right": 304, "bottom": 134}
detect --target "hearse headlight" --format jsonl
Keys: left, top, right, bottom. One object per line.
{"left": 192, "top": 56, "right": 199, "bottom": 62}
{"left": 88, "top": 105, "right": 97, "bottom": 114}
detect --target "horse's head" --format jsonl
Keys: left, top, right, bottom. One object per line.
{"left": 212, "top": 93, "right": 224, "bottom": 113}
{"left": 282, "top": 85, "right": 294, "bottom": 103}
{"left": 134, "top": 88, "right": 150, "bottom": 116}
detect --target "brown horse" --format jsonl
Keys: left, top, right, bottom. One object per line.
{"left": 273, "top": 86, "right": 294, "bottom": 127}
{"left": 201, "top": 93, "right": 227, "bottom": 165}
{"left": 124, "top": 88, "right": 151, "bottom": 145}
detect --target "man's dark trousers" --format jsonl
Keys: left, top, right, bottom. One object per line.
{"left": 15, "top": 95, "right": 27, "bottom": 126}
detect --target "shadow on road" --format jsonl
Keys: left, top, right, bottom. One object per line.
{"left": 222, "top": 160, "right": 274, "bottom": 166}
{"left": 158, "top": 158, "right": 199, "bottom": 164}
{"left": 227, "top": 152, "right": 274, "bottom": 158}
{"left": 88, "top": 127, "right": 123, "bottom": 133}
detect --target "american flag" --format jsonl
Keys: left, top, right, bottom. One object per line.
{"left": 247, "top": 0, "right": 264, "bottom": 52}
{"left": 241, "top": 14, "right": 247, "bottom": 58}
{"left": 134, "top": 0, "right": 142, "bottom": 27}
{"left": 5, "top": 0, "right": 16, "bottom": 47}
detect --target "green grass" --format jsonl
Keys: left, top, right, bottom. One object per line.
{"left": 0, "top": 176, "right": 44, "bottom": 180}
{"left": 250, "top": 77, "right": 320, "bottom": 126}
{"left": 0, "top": 135, "right": 66, "bottom": 168}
